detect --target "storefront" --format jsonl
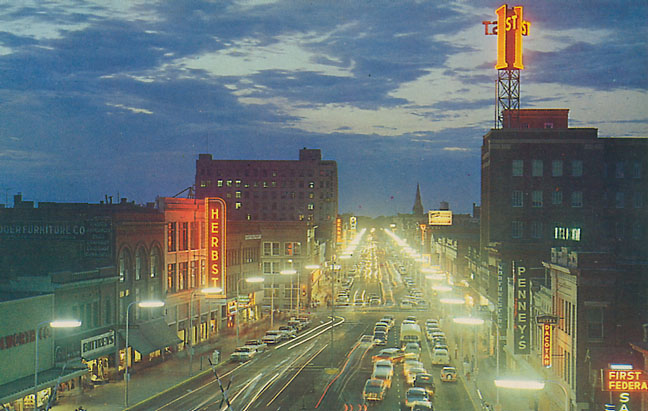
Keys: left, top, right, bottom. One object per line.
{"left": 117, "top": 318, "right": 181, "bottom": 370}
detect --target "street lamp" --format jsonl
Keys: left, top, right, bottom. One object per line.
{"left": 236, "top": 277, "right": 263, "bottom": 346}
{"left": 494, "top": 379, "right": 570, "bottom": 411}
{"left": 125, "top": 300, "right": 164, "bottom": 407}
{"left": 34, "top": 319, "right": 81, "bottom": 410}
{"left": 189, "top": 287, "right": 222, "bottom": 375}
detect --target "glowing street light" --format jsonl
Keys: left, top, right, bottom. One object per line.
{"left": 440, "top": 297, "right": 465, "bottom": 305}
{"left": 432, "top": 285, "right": 453, "bottom": 292}
{"left": 453, "top": 317, "right": 485, "bottom": 326}
{"left": 494, "top": 379, "right": 570, "bottom": 411}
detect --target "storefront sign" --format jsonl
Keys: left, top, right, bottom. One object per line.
{"left": 336, "top": 217, "right": 342, "bottom": 244}
{"left": 604, "top": 369, "right": 648, "bottom": 392}
{"left": 428, "top": 210, "right": 452, "bottom": 226}
{"left": 206, "top": 197, "right": 226, "bottom": 296}
{"left": 0, "top": 325, "right": 50, "bottom": 350}
{"left": 483, "top": 5, "right": 531, "bottom": 70}
{"left": 81, "top": 330, "right": 115, "bottom": 358}
{"left": 513, "top": 261, "right": 530, "bottom": 354}
{"left": 542, "top": 323, "right": 552, "bottom": 367}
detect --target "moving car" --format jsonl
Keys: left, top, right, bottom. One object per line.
{"left": 371, "top": 348, "right": 405, "bottom": 363}
{"left": 404, "top": 387, "right": 432, "bottom": 408}
{"left": 371, "top": 366, "right": 393, "bottom": 389}
{"left": 414, "top": 373, "right": 435, "bottom": 396}
{"left": 404, "top": 359, "right": 424, "bottom": 378}
{"left": 373, "top": 360, "right": 394, "bottom": 378}
{"left": 244, "top": 339, "right": 267, "bottom": 353}
{"left": 403, "top": 342, "right": 421, "bottom": 360}
{"left": 440, "top": 366, "right": 457, "bottom": 382}
{"left": 373, "top": 330, "right": 387, "bottom": 346}
{"left": 362, "top": 378, "right": 387, "bottom": 401}
{"left": 406, "top": 366, "right": 427, "bottom": 385}
{"left": 431, "top": 348, "right": 450, "bottom": 365}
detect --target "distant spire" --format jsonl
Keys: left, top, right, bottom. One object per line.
{"left": 412, "top": 183, "right": 424, "bottom": 215}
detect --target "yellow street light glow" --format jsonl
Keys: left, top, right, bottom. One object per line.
{"left": 432, "top": 285, "right": 452, "bottom": 292}
{"left": 201, "top": 287, "right": 223, "bottom": 294}
{"left": 244, "top": 276, "right": 264, "bottom": 283}
{"left": 426, "top": 274, "right": 446, "bottom": 281}
{"left": 138, "top": 300, "right": 165, "bottom": 308}
{"left": 339, "top": 255, "right": 351, "bottom": 260}
{"left": 305, "top": 264, "right": 320, "bottom": 270}
{"left": 453, "top": 317, "right": 485, "bottom": 326}
{"left": 494, "top": 379, "right": 545, "bottom": 390}
{"left": 440, "top": 297, "right": 465, "bottom": 305}
{"left": 49, "top": 320, "right": 82, "bottom": 328}
{"left": 610, "top": 364, "right": 634, "bottom": 370}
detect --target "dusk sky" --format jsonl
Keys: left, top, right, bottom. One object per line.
{"left": 1, "top": 1, "right": 646, "bottom": 217}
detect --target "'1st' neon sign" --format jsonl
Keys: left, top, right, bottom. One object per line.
{"left": 206, "top": 197, "right": 226, "bottom": 295}
{"left": 483, "top": 5, "right": 531, "bottom": 70}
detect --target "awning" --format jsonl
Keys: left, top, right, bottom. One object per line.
{"left": 0, "top": 366, "right": 88, "bottom": 405}
{"left": 118, "top": 318, "right": 181, "bottom": 356}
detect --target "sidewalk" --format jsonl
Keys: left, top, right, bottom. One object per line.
{"left": 49, "top": 313, "right": 307, "bottom": 411}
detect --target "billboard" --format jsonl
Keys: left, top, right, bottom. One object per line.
{"left": 428, "top": 210, "right": 452, "bottom": 226}
{"left": 483, "top": 5, "right": 531, "bottom": 70}
{"left": 512, "top": 261, "right": 530, "bottom": 354}
{"left": 206, "top": 197, "right": 226, "bottom": 296}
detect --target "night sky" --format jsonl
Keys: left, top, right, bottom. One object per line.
{"left": 1, "top": 1, "right": 646, "bottom": 216}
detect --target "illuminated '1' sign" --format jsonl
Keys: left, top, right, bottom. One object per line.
{"left": 206, "top": 197, "right": 226, "bottom": 296}
{"left": 483, "top": 5, "right": 531, "bottom": 70}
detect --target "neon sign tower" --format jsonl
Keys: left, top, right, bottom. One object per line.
{"left": 483, "top": 5, "right": 531, "bottom": 128}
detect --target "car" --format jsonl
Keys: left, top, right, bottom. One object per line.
{"left": 373, "top": 360, "right": 394, "bottom": 378}
{"left": 373, "top": 331, "right": 387, "bottom": 345}
{"left": 278, "top": 326, "right": 297, "bottom": 338}
{"left": 381, "top": 316, "right": 395, "bottom": 327}
{"left": 440, "top": 366, "right": 457, "bottom": 382}
{"left": 262, "top": 333, "right": 281, "bottom": 345}
{"left": 405, "top": 316, "right": 418, "bottom": 323}
{"left": 425, "top": 319, "right": 439, "bottom": 328}
{"left": 376, "top": 320, "right": 391, "bottom": 329}
{"left": 374, "top": 325, "right": 388, "bottom": 335}
{"left": 414, "top": 373, "right": 435, "bottom": 396}
{"left": 403, "top": 359, "right": 424, "bottom": 378}
{"left": 431, "top": 348, "right": 450, "bottom": 365}
{"left": 288, "top": 319, "right": 306, "bottom": 331}
{"left": 371, "top": 348, "right": 405, "bottom": 363}
{"left": 403, "top": 342, "right": 421, "bottom": 360}
{"left": 402, "top": 319, "right": 416, "bottom": 325}
{"left": 362, "top": 378, "right": 387, "bottom": 401}
{"left": 264, "top": 330, "right": 287, "bottom": 342}
{"left": 371, "top": 366, "right": 393, "bottom": 389}
{"left": 230, "top": 346, "right": 256, "bottom": 361}
{"left": 404, "top": 387, "right": 432, "bottom": 408}
{"left": 244, "top": 339, "right": 267, "bottom": 353}
{"left": 410, "top": 403, "right": 434, "bottom": 411}
{"left": 400, "top": 301, "right": 415, "bottom": 310}
{"left": 406, "top": 367, "right": 427, "bottom": 385}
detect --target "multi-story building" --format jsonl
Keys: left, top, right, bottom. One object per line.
{"left": 194, "top": 148, "right": 338, "bottom": 245}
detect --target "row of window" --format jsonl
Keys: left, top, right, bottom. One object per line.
{"left": 511, "top": 221, "right": 644, "bottom": 240}
{"left": 262, "top": 260, "right": 303, "bottom": 275}
{"left": 511, "top": 190, "right": 583, "bottom": 208}
{"left": 512, "top": 190, "right": 644, "bottom": 208}
{"left": 231, "top": 201, "right": 315, "bottom": 211}
{"left": 263, "top": 241, "right": 302, "bottom": 256}
{"left": 119, "top": 246, "right": 162, "bottom": 282}
{"left": 200, "top": 179, "right": 333, "bottom": 189}
{"left": 198, "top": 168, "right": 333, "bottom": 179}
{"left": 512, "top": 159, "right": 643, "bottom": 178}
{"left": 512, "top": 159, "right": 583, "bottom": 177}
{"left": 167, "top": 222, "right": 201, "bottom": 252}
{"left": 167, "top": 261, "right": 205, "bottom": 292}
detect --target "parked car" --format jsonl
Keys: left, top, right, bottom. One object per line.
{"left": 373, "top": 331, "right": 387, "bottom": 345}
{"left": 362, "top": 378, "right": 387, "bottom": 401}
{"left": 230, "top": 346, "right": 256, "bottom": 362}
{"left": 278, "top": 326, "right": 297, "bottom": 338}
{"left": 244, "top": 339, "right": 267, "bottom": 353}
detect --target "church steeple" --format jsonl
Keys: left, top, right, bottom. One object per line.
{"left": 412, "top": 183, "right": 424, "bottom": 215}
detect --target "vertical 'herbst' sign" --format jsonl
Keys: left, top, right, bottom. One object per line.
{"left": 206, "top": 197, "right": 226, "bottom": 296}
{"left": 513, "top": 260, "right": 530, "bottom": 354}
{"left": 483, "top": 5, "right": 531, "bottom": 70}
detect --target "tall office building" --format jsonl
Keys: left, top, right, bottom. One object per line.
{"left": 194, "top": 148, "right": 338, "bottom": 243}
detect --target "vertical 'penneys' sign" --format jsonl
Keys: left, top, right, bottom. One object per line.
{"left": 513, "top": 261, "right": 530, "bottom": 354}
{"left": 206, "top": 197, "right": 226, "bottom": 296}
{"left": 483, "top": 5, "right": 531, "bottom": 70}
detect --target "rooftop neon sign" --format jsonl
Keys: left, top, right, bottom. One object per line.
{"left": 483, "top": 5, "right": 531, "bottom": 70}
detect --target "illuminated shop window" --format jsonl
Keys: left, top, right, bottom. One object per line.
{"left": 235, "top": 202, "right": 242, "bottom": 209}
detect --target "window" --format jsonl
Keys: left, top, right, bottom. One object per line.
{"left": 512, "top": 160, "right": 523, "bottom": 177}
{"left": 190, "top": 221, "right": 199, "bottom": 249}
{"left": 632, "top": 162, "right": 642, "bottom": 179}
{"left": 511, "top": 190, "right": 524, "bottom": 207}
{"left": 552, "top": 160, "right": 563, "bottom": 177}
{"left": 552, "top": 189, "right": 563, "bottom": 205}
{"left": 263, "top": 242, "right": 280, "bottom": 256}
{"left": 586, "top": 306, "right": 604, "bottom": 340}
{"left": 615, "top": 192, "right": 625, "bottom": 208}
{"left": 217, "top": 180, "right": 223, "bottom": 187}
{"left": 190, "top": 261, "right": 197, "bottom": 288}
{"left": 532, "top": 191, "right": 543, "bottom": 208}
{"left": 119, "top": 249, "right": 131, "bottom": 283}
{"left": 571, "top": 191, "right": 583, "bottom": 208}
{"left": 634, "top": 192, "right": 644, "bottom": 208}
{"left": 167, "top": 222, "right": 176, "bottom": 252}
{"left": 572, "top": 160, "right": 583, "bottom": 177}
{"left": 179, "top": 262, "right": 188, "bottom": 290}
{"left": 284, "top": 242, "right": 301, "bottom": 256}
{"left": 632, "top": 223, "right": 643, "bottom": 240}
{"left": 511, "top": 221, "right": 523, "bottom": 239}
{"left": 180, "top": 222, "right": 189, "bottom": 251}
{"left": 135, "top": 247, "right": 145, "bottom": 281}
{"left": 615, "top": 162, "right": 624, "bottom": 178}
{"left": 544, "top": 122, "right": 554, "bottom": 129}
{"left": 531, "top": 221, "right": 543, "bottom": 239}
{"left": 262, "top": 261, "right": 280, "bottom": 275}
{"left": 226, "top": 180, "right": 232, "bottom": 187}
{"left": 235, "top": 180, "right": 241, "bottom": 187}
{"left": 307, "top": 203, "right": 314, "bottom": 210}
{"left": 235, "top": 202, "right": 242, "bottom": 209}
{"left": 150, "top": 247, "right": 161, "bottom": 278}
{"left": 167, "top": 263, "right": 176, "bottom": 291}
{"left": 200, "top": 260, "right": 206, "bottom": 286}
{"left": 532, "top": 160, "right": 543, "bottom": 177}
{"left": 235, "top": 191, "right": 242, "bottom": 198}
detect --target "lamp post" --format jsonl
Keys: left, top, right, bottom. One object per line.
{"left": 494, "top": 379, "right": 569, "bottom": 411}
{"left": 189, "top": 287, "right": 222, "bottom": 376}
{"left": 125, "top": 300, "right": 164, "bottom": 408}
{"left": 34, "top": 319, "right": 81, "bottom": 410}
{"left": 236, "top": 277, "right": 264, "bottom": 346}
